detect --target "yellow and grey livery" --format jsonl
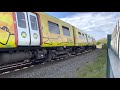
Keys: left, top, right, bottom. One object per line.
{"left": 0, "top": 12, "right": 96, "bottom": 65}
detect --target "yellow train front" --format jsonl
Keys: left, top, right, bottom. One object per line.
{"left": 0, "top": 12, "right": 96, "bottom": 65}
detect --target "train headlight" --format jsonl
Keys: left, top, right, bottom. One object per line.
{"left": 33, "top": 33, "right": 38, "bottom": 39}
{"left": 21, "top": 32, "right": 27, "bottom": 38}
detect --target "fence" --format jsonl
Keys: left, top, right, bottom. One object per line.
{"left": 107, "top": 34, "right": 120, "bottom": 78}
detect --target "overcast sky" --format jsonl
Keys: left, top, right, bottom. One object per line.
{"left": 45, "top": 12, "right": 120, "bottom": 40}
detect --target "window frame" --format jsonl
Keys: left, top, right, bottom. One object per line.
{"left": 30, "top": 15, "right": 38, "bottom": 30}
{"left": 62, "top": 26, "right": 71, "bottom": 36}
{"left": 17, "top": 12, "right": 27, "bottom": 28}
{"left": 78, "top": 32, "right": 82, "bottom": 39}
{"left": 48, "top": 21, "right": 60, "bottom": 34}
{"left": 82, "top": 33, "right": 85, "bottom": 39}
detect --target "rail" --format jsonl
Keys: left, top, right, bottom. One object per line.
{"left": 0, "top": 49, "right": 93, "bottom": 76}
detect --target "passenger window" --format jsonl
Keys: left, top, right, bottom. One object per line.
{"left": 30, "top": 15, "right": 38, "bottom": 30}
{"left": 78, "top": 32, "right": 82, "bottom": 39}
{"left": 82, "top": 34, "right": 84, "bottom": 39}
{"left": 62, "top": 26, "right": 70, "bottom": 36}
{"left": 85, "top": 34, "right": 87, "bottom": 38}
{"left": 80, "top": 33, "right": 83, "bottom": 39}
{"left": 88, "top": 36, "right": 90, "bottom": 40}
{"left": 17, "top": 12, "right": 26, "bottom": 28}
{"left": 48, "top": 21, "right": 60, "bottom": 34}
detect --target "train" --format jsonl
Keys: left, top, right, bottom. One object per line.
{"left": 0, "top": 12, "right": 96, "bottom": 66}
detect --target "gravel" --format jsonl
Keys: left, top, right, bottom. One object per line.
{"left": 0, "top": 49, "right": 101, "bottom": 78}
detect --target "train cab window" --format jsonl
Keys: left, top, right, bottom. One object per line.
{"left": 48, "top": 21, "right": 60, "bottom": 34}
{"left": 30, "top": 15, "right": 38, "bottom": 30}
{"left": 17, "top": 12, "right": 26, "bottom": 28}
{"left": 62, "top": 26, "right": 70, "bottom": 36}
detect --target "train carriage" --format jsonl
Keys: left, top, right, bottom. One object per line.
{"left": 36, "top": 12, "right": 74, "bottom": 47}
{"left": 73, "top": 27, "right": 88, "bottom": 46}
{"left": 34, "top": 12, "right": 75, "bottom": 61}
{"left": 87, "top": 35, "right": 94, "bottom": 46}
{"left": 73, "top": 26, "right": 96, "bottom": 54}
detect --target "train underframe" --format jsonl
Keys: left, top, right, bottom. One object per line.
{"left": 0, "top": 45, "right": 96, "bottom": 66}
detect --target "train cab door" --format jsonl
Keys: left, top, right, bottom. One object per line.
{"left": 15, "top": 12, "right": 30, "bottom": 46}
{"left": 27, "top": 12, "right": 40, "bottom": 46}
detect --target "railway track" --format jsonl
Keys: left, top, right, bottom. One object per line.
{"left": 0, "top": 49, "right": 93, "bottom": 76}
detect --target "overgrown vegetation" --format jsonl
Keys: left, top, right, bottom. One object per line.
{"left": 77, "top": 44, "right": 107, "bottom": 78}
{"left": 96, "top": 38, "right": 107, "bottom": 45}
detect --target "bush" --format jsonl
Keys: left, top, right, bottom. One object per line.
{"left": 102, "top": 44, "right": 107, "bottom": 50}
{"left": 97, "top": 41, "right": 101, "bottom": 45}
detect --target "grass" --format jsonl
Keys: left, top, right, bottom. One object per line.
{"left": 77, "top": 45, "right": 107, "bottom": 78}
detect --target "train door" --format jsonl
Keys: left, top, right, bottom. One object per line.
{"left": 15, "top": 12, "right": 40, "bottom": 46}
{"left": 15, "top": 12, "right": 30, "bottom": 46}
{"left": 27, "top": 12, "right": 40, "bottom": 46}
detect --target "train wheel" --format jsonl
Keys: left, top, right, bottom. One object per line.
{"left": 52, "top": 52, "right": 56, "bottom": 60}
{"left": 45, "top": 50, "right": 53, "bottom": 62}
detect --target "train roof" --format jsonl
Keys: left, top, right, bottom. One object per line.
{"left": 73, "top": 26, "right": 94, "bottom": 38}
{"left": 35, "top": 12, "right": 73, "bottom": 26}
{"left": 35, "top": 12, "right": 95, "bottom": 40}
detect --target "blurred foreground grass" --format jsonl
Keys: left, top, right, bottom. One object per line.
{"left": 77, "top": 45, "right": 107, "bottom": 78}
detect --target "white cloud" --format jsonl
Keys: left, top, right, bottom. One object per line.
{"left": 60, "top": 12, "right": 120, "bottom": 40}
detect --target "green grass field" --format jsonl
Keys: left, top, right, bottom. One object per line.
{"left": 77, "top": 45, "right": 107, "bottom": 78}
